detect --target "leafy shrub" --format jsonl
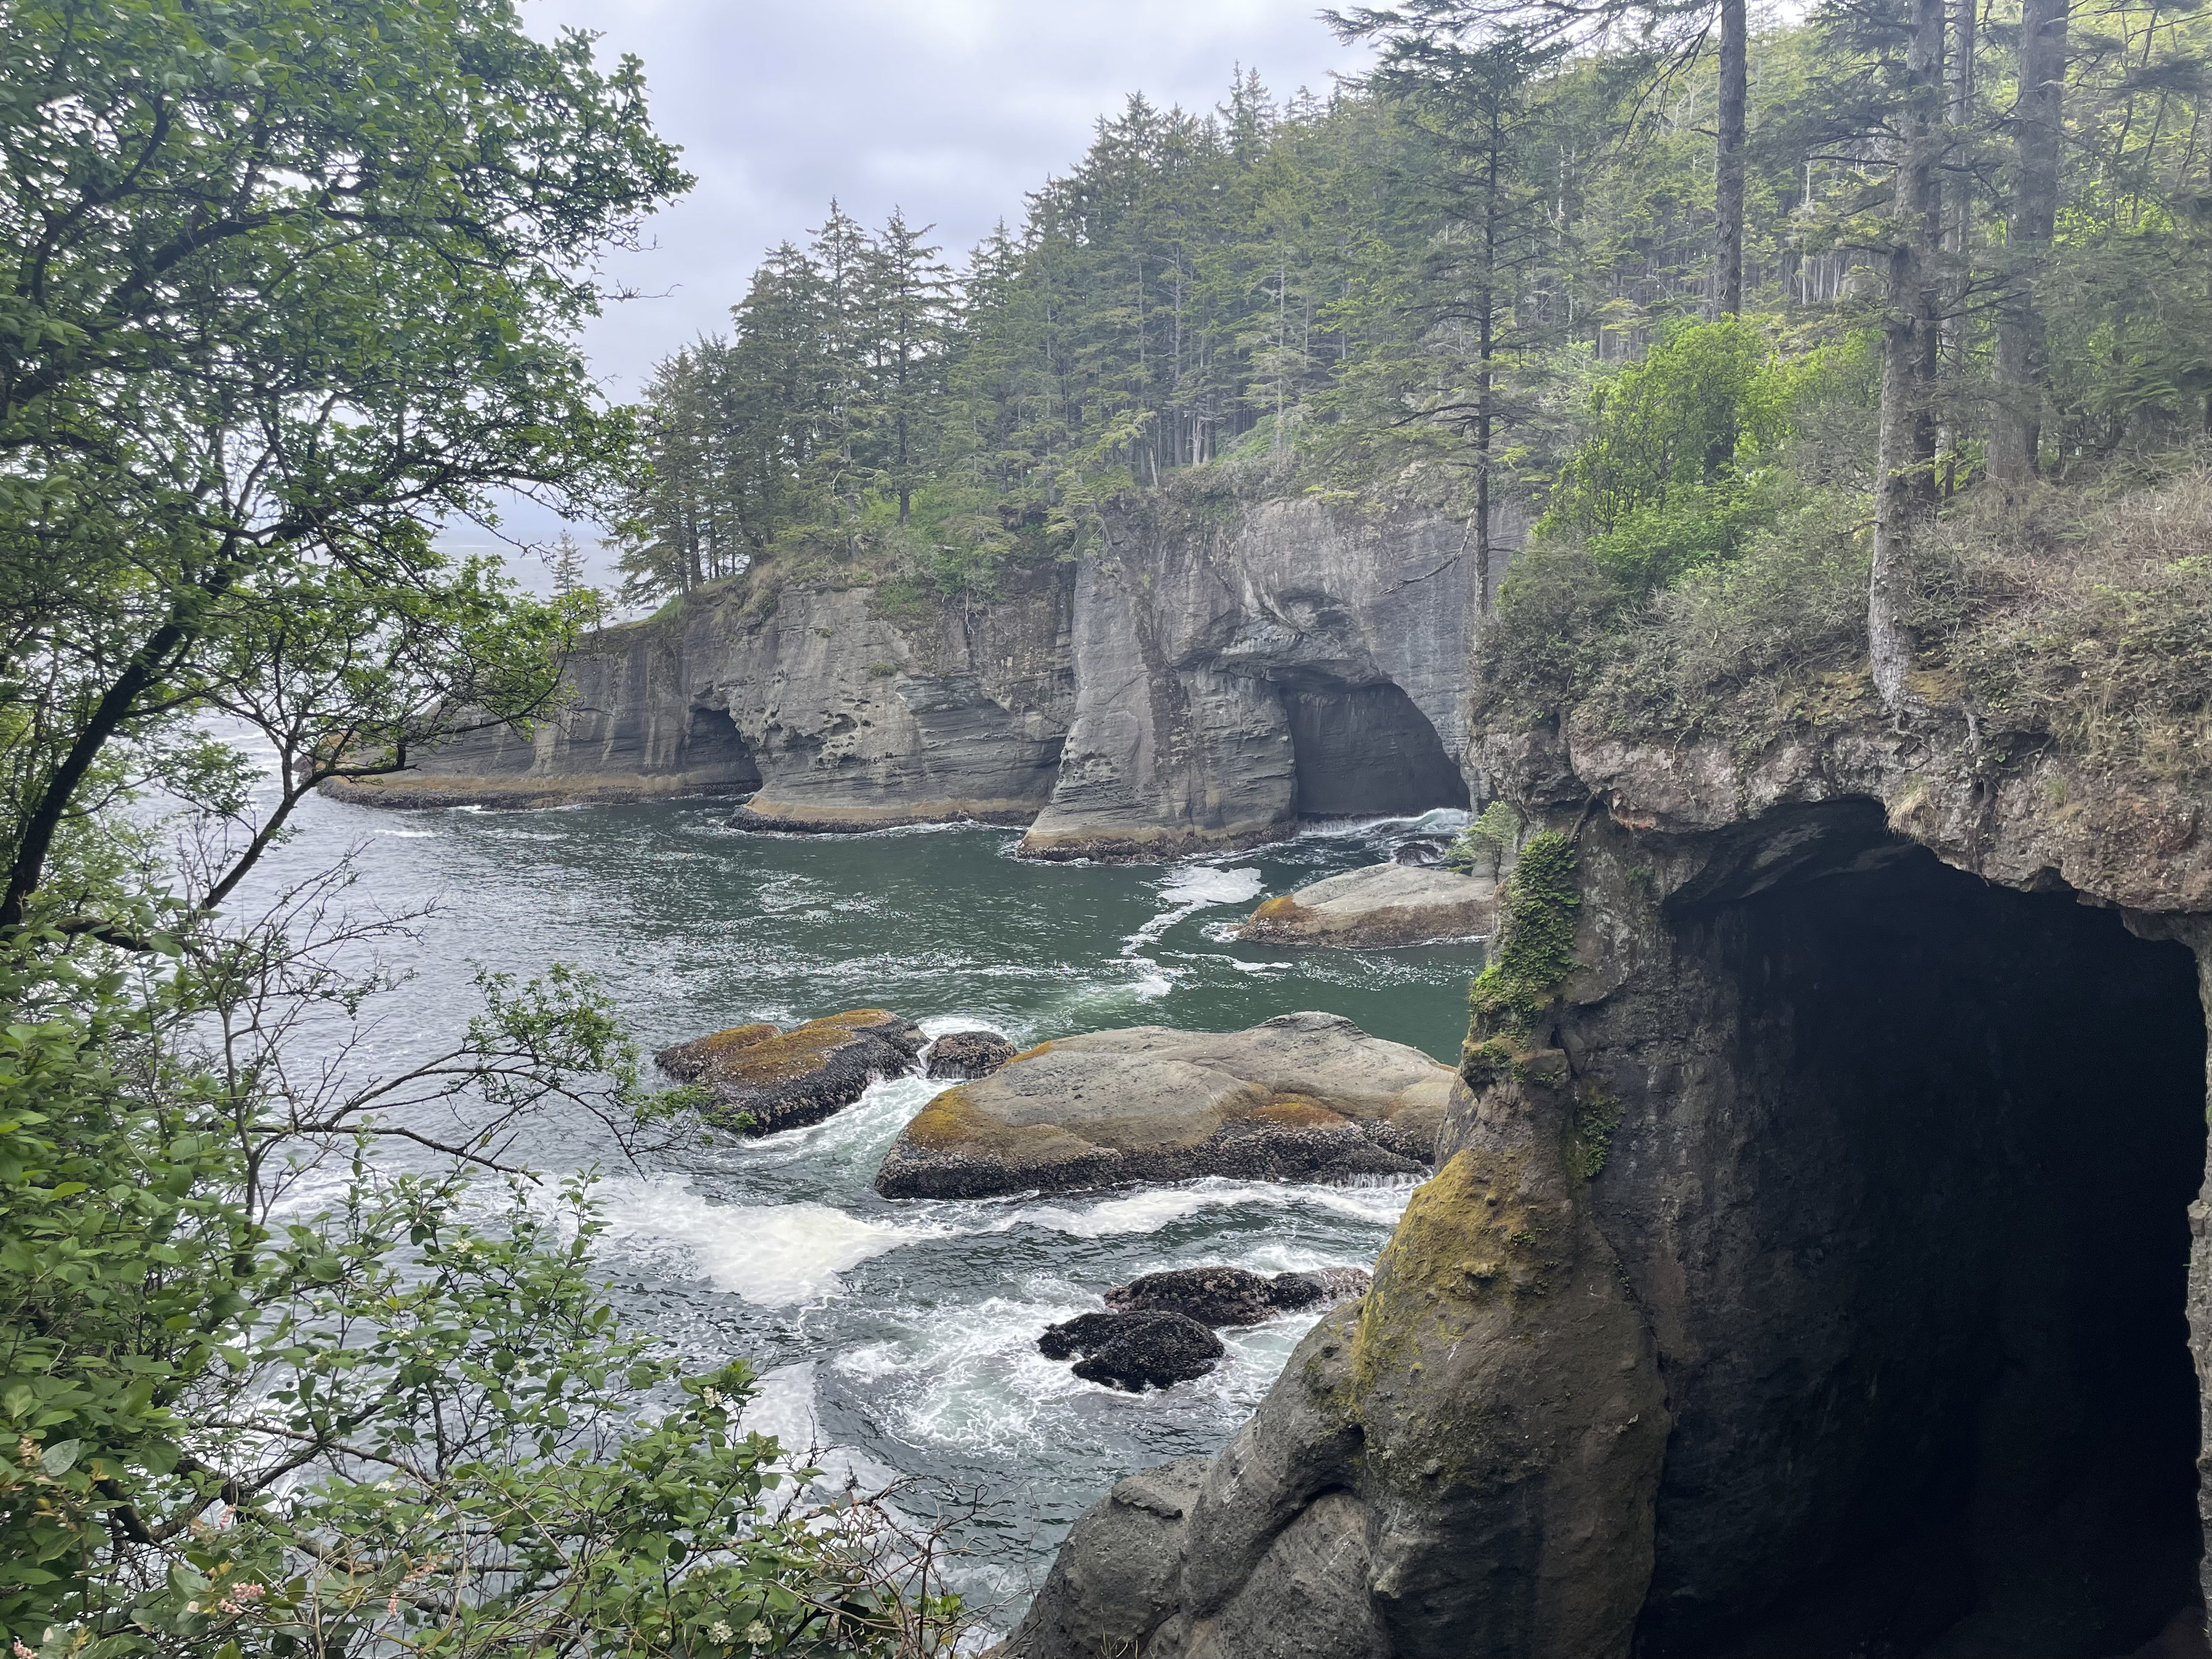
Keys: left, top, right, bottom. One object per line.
{"left": 1468, "top": 831, "right": 1581, "bottom": 1041}
{"left": 1444, "top": 803, "right": 1524, "bottom": 877}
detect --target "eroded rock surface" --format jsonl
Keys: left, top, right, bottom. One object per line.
{"left": 1017, "top": 497, "right": 1509, "bottom": 860}
{"left": 329, "top": 566, "right": 1074, "bottom": 823}
{"left": 871, "top": 1011, "right": 1449, "bottom": 1200}
{"left": 1238, "top": 863, "right": 1496, "bottom": 949}
{"left": 1017, "top": 714, "right": 2212, "bottom": 1658}
{"left": 657, "top": 1009, "right": 923, "bottom": 1134}
{"left": 1037, "top": 1310, "right": 1226, "bottom": 1391}
{"left": 328, "top": 494, "right": 1521, "bottom": 848}
{"left": 1104, "top": 1265, "right": 1371, "bottom": 1327}
{"left": 926, "top": 1030, "right": 1017, "bottom": 1080}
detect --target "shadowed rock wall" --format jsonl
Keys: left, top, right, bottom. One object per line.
{"left": 1002, "top": 758, "right": 2212, "bottom": 1659}
{"left": 1017, "top": 497, "right": 1502, "bottom": 859}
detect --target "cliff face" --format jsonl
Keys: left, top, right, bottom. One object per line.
{"left": 1017, "top": 498, "right": 1492, "bottom": 859}
{"left": 334, "top": 494, "right": 1505, "bottom": 849}
{"left": 329, "top": 563, "right": 1076, "bottom": 824}
{"left": 1005, "top": 709, "right": 2212, "bottom": 1659}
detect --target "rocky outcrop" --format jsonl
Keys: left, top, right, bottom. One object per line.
{"left": 871, "top": 1012, "right": 1451, "bottom": 1200}
{"left": 330, "top": 564, "right": 1075, "bottom": 823}
{"left": 1017, "top": 496, "right": 1507, "bottom": 860}
{"left": 1039, "top": 1311, "right": 1227, "bottom": 1391}
{"left": 331, "top": 494, "right": 1514, "bottom": 853}
{"left": 1104, "top": 1265, "right": 1371, "bottom": 1327}
{"left": 1012, "top": 707, "right": 2212, "bottom": 1658}
{"left": 1238, "top": 864, "right": 1496, "bottom": 948}
{"left": 657, "top": 1009, "right": 923, "bottom": 1134}
{"left": 926, "top": 1030, "right": 1018, "bottom": 1080}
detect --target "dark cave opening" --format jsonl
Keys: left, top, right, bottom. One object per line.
{"left": 1640, "top": 840, "right": 2207, "bottom": 1659}
{"left": 678, "top": 704, "right": 761, "bottom": 789}
{"left": 1280, "top": 679, "right": 1469, "bottom": 818}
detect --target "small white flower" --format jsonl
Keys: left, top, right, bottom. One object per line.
{"left": 744, "top": 1619, "right": 772, "bottom": 1647}
{"left": 707, "top": 1621, "right": 733, "bottom": 1643}
{"left": 701, "top": 1386, "right": 723, "bottom": 1408}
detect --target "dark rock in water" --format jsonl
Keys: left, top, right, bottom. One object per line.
{"left": 657, "top": 1009, "right": 923, "bottom": 1135}
{"left": 1393, "top": 837, "right": 1449, "bottom": 867}
{"left": 874, "top": 1011, "right": 1449, "bottom": 1200}
{"left": 1267, "top": 1266, "right": 1374, "bottom": 1311}
{"left": 1037, "top": 1311, "right": 1224, "bottom": 1391}
{"left": 926, "top": 1030, "right": 1017, "bottom": 1080}
{"left": 1106, "top": 1267, "right": 1277, "bottom": 1326}
{"left": 1105, "top": 1265, "right": 1374, "bottom": 1327}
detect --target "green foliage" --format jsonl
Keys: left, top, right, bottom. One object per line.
{"left": 1443, "top": 803, "right": 1523, "bottom": 877}
{"left": 1567, "top": 1087, "right": 1623, "bottom": 1181}
{"left": 0, "top": 0, "right": 690, "bottom": 930}
{"left": 0, "top": 4, "right": 970, "bottom": 1653}
{"left": 1541, "top": 319, "right": 1795, "bottom": 589}
{"left": 1468, "top": 831, "right": 1582, "bottom": 1040}
{"left": 0, "top": 916, "right": 967, "bottom": 1656}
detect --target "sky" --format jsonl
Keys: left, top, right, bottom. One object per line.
{"left": 484, "top": 0, "right": 1375, "bottom": 586}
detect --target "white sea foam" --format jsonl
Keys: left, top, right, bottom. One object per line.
{"left": 1118, "top": 864, "right": 1266, "bottom": 997}
{"left": 991, "top": 1175, "right": 1418, "bottom": 1239}
{"left": 594, "top": 1175, "right": 948, "bottom": 1306}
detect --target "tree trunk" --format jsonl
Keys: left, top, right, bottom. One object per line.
{"left": 1938, "top": 0, "right": 1975, "bottom": 493}
{"left": 1715, "top": 0, "right": 1748, "bottom": 316}
{"left": 1870, "top": 0, "right": 1947, "bottom": 714}
{"left": 1991, "top": 0, "right": 2068, "bottom": 484}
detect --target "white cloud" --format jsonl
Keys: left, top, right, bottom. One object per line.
{"left": 524, "top": 0, "right": 1372, "bottom": 395}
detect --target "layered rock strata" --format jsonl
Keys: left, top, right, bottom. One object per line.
{"left": 656, "top": 1009, "right": 923, "bottom": 1135}
{"left": 872, "top": 1011, "right": 1451, "bottom": 1200}
{"left": 1238, "top": 864, "right": 1496, "bottom": 948}
{"left": 329, "top": 565, "right": 1076, "bottom": 825}
{"left": 330, "top": 494, "right": 1516, "bottom": 854}
{"left": 1017, "top": 498, "right": 1501, "bottom": 859}
{"left": 1007, "top": 707, "right": 2212, "bottom": 1659}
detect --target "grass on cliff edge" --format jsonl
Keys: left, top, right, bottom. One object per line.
{"left": 1479, "top": 458, "right": 2212, "bottom": 782}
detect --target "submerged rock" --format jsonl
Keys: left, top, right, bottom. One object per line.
{"left": 1238, "top": 862, "right": 1496, "bottom": 949}
{"left": 1392, "top": 837, "right": 1451, "bottom": 867}
{"left": 872, "top": 1011, "right": 1449, "bottom": 1200}
{"left": 657, "top": 1009, "right": 923, "bottom": 1135}
{"left": 1038, "top": 1310, "right": 1225, "bottom": 1391}
{"left": 1104, "top": 1265, "right": 1372, "bottom": 1327}
{"left": 926, "top": 1030, "right": 1018, "bottom": 1080}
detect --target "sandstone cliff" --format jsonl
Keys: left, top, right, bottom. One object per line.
{"left": 328, "top": 562, "right": 1076, "bottom": 825}
{"left": 331, "top": 492, "right": 1511, "bottom": 851}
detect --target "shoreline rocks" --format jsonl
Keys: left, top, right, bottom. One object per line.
{"left": 657, "top": 1009, "right": 923, "bottom": 1135}
{"left": 1105, "top": 1265, "right": 1372, "bottom": 1327}
{"left": 1039, "top": 1311, "right": 1226, "bottom": 1391}
{"left": 873, "top": 1011, "right": 1450, "bottom": 1200}
{"left": 926, "top": 1030, "right": 1018, "bottom": 1080}
{"left": 1238, "top": 862, "right": 1496, "bottom": 949}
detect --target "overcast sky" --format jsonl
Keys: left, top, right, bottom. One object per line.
{"left": 486, "top": 0, "right": 1374, "bottom": 582}
{"left": 542, "top": 0, "right": 1373, "bottom": 396}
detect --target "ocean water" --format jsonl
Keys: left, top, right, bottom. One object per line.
{"left": 235, "top": 791, "right": 1483, "bottom": 1622}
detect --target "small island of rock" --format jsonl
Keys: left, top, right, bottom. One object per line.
{"left": 658, "top": 1009, "right": 924, "bottom": 1135}
{"left": 1237, "top": 862, "right": 1496, "bottom": 949}
{"left": 872, "top": 1011, "right": 1449, "bottom": 1200}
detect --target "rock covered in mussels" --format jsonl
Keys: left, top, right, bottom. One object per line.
{"left": 1238, "top": 862, "right": 1497, "bottom": 949}
{"left": 1104, "top": 1265, "right": 1373, "bottom": 1327}
{"left": 1038, "top": 1310, "right": 1226, "bottom": 1391}
{"left": 872, "top": 1011, "right": 1449, "bottom": 1200}
{"left": 657, "top": 1009, "right": 923, "bottom": 1135}
{"left": 926, "top": 1030, "right": 1018, "bottom": 1080}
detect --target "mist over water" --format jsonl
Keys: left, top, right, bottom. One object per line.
{"left": 238, "top": 792, "right": 1482, "bottom": 1616}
